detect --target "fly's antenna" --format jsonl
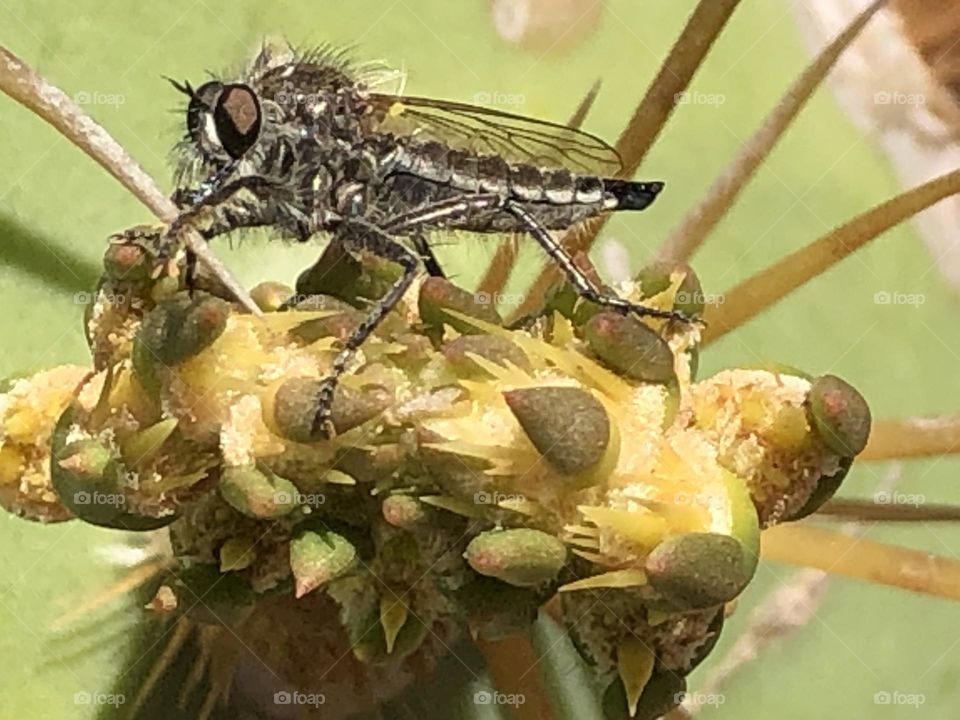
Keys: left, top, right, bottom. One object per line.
{"left": 164, "top": 76, "right": 195, "bottom": 98}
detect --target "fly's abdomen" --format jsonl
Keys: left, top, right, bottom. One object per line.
{"left": 502, "top": 165, "right": 665, "bottom": 219}
{"left": 383, "top": 140, "right": 664, "bottom": 231}
{"left": 601, "top": 179, "right": 664, "bottom": 211}
{"left": 393, "top": 140, "right": 662, "bottom": 209}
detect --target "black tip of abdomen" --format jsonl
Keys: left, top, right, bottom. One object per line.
{"left": 603, "top": 179, "right": 665, "bottom": 211}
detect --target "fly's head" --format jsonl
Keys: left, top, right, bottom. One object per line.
{"left": 170, "top": 75, "right": 274, "bottom": 202}
{"left": 170, "top": 43, "right": 367, "bottom": 206}
{"left": 178, "top": 79, "right": 262, "bottom": 165}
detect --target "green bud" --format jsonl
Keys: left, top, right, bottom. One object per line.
{"left": 120, "top": 417, "right": 178, "bottom": 469}
{"left": 584, "top": 312, "right": 675, "bottom": 384}
{"left": 273, "top": 378, "right": 391, "bottom": 442}
{"left": 544, "top": 279, "right": 580, "bottom": 319}
{"left": 103, "top": 241, "right": 150, "bottom": 282}
{"left": 806, "top": 375, "right": 871, "bottom": 457}
{"left": 57, "top": 439, "right": 113, "bottom": 480}
{"left": 417, "top": 427, "right": 493, "bottom": 491}
{"left": 219, "top": 464, "right": 300, "bottom": 519}
{"left": 133, "top": 293, "right": 230, "bottom": 394}
{"left": 603, "top": 670, "right": 686, "bottom": 720}
{"left": 287, "top": 293, "right": 408, "bottom": 344}
{"left": 645, "top": 532, "right": 751, "bottom": 610}
{"left": 388, "top": 332, "right": 435, "bottom": 370}
{"left": 635, "top": 262, "right": 674, "bottom": 297}
{"left": 248, "top": 281, "right": 295, "bottom": 312}
{"left": 380, "top": 596, "right": 408, "bottom": 654}
{"left": 464, "top": 528, "right": 567, "bottom": 588}
{"left": 349, "top": 600, "right": 429, "bottom": 664}
{"left": 50, "top": 406, "right": 176, "bottom": 531}
{"left": 289, "top": 308, "right": 365, "bottom": 344}
{"left": 336, "top": 444, "right": 406, "bottom": 485}
{"left": 503, "top": 386, "right": 610, "bottom": 477}
{"left": 295, "top": 242, "right": 364, "bottom": 305}
{"left": 287, "top": 294, "right": 356, "bottom": 314}
{"left": 418, "top": 277, "right": 502, "bottom": 335}
{"left": 636, "top": 261, "right": 703, "bottom": 316}
{"left": 289, "top": 529, "right": 358, "bottom": 598}
{"left": 381, "top": 495, "right": 426, "bottom": 529}
{"left": 571, "top": 296, "right": 604, "bottom": 330}
{"left": 219, "top": 535, "right": 258, "bottom": 571}
{"left": 442, "top": 334, "right": 530, "bottom": 376}
{"left": 296, "top": 242, "right": 401, "bottom": 306}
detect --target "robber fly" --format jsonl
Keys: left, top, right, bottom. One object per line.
{"left": 168, "top": 43, "right": 691, "bottom": 439}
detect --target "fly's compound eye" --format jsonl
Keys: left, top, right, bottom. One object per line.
{"left": 213, "top": 83, "right": 262, "bottom": 159}
{"left": 185, "top": 80, "right": 224, "bottom": 149}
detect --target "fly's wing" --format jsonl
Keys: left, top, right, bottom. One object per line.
{"left": 366, "top": 93, "right": 623, "bottom": 176}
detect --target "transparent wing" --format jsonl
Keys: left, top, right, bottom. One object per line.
{"left": 367, "top": 93, "right": 623, "bottom": 175}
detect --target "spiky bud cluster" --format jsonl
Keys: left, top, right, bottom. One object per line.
{"left": 0, "top": 227, "right": 871, "bottom": 718}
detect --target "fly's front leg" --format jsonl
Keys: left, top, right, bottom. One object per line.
{"left": 170, "top": 175, "right": 284, "bottom": 237}
{"left": 502, "top": 201, "right": 698, "bottom": 324}
{"left": 309, "top": 221, "right": 420, "bottom": 439}
{"left": 168, "top": 176, "right": 300, "bottom": 293}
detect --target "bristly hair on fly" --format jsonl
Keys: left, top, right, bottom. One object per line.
{"left": 166, "top": 40, "right": 402, "bottom": 189}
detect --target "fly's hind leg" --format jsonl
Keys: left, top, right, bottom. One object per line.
{"left": 502, "top": 201, "right": 698, "bottom": 325}
{"left": 307, "top": 221, "right": 420, "bottom": 439}
{"left": 411, "top": 230, "right": 445, "bottom": 278}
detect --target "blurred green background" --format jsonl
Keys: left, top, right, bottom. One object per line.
{"left": 1, "top": 0, "right": 959, "bottom": 718}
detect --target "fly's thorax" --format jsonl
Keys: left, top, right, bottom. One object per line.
{"left": 298, "top": 142, "right": 393, "bottom": 224}
{"left": 255, "top": 59, "right": 357, "bottom": 120}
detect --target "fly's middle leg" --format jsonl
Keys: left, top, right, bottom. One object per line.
{"left": 304, "top": 196, "right": 507, "bottom": 438}
{"left": 410, "top": 230, "right": 445, "bottom": 277}
{"left": 307, "top": 221, "right": 420, "bottom": 439}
